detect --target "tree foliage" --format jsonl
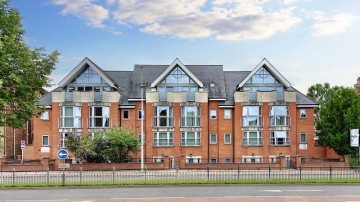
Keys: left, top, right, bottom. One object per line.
{"left": 67, "top": 127, "right": 140, "bottom": 163}
{"left": 314, "top": 86, "right": 360, "bottom": 156}
{"left": 306, "top": 83, "right": 332, "bottom": 118}
{"left": 0, "top": 0, "right": 59, "bottom": 128}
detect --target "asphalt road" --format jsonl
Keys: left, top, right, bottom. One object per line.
{"left": 1, "top": 184, "right": 360, "bottom": 202}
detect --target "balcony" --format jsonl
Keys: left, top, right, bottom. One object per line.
{"left": 89, "top": 117, "right": 110, "bottom": 128}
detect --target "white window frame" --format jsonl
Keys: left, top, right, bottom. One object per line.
{"left": 270, "top": 131, "right": 290, "bottom": 146}
{"left": 300, "top": 133, "right": 307, "bottom": 143}
{"left": 138, "top": 109, "right": 144, "bottom": 120}
{"left": 153, "top": 132, "right": 173, "bottom": 147}
{"left": 224, "top": 109, "right": 231, "bottom": 119}
{"left": 210, "top": 158, "right": 217, "bottom": 163}
{"left": 153, "top": 156, "right": 165, "bottom": 163}
{"left": 224, "top": 157, "right": 232, "bottom": 163}
{"left": 154, "top": 106, "right": 173, "bottom": 127}
{"left": 300, "top": 109, "right": 307, "bottom": 118}
{"left": 242, "top": 106, "right": 262, "bottom": 127}
{"left": 269, "top": 156, "right": 276, "bottom": 163}
{"left": 181, "top": 106, "right": 200, "bottom": 127}
{"left": 89, "top": 106, "right": 110, "bottom": 128}
{"left": 186, "top": 156, "right": 201, "bottom": 164}
{"left": 60, "top": 133, "right": 69, "bottom": 148}
{"left": 60, "top": 106, "right": 81, "bottom": 128}
{"left": 210, "top": 110, "right": 217, "bottom": 119}
{"left": 243, "top": 131, "right": 262, "bottom": 146}
{"left": 42, "top": 135, "right": 49, "bottom": 146}
{"left": 242, "top": 156, "right": 263, "bottom": 163}
{"left": 181, "top": 132, "right": 201, "bottom": 146}
{"left": 122, "top": 110, "right": 130, "bottom": 120}
{"left": 224, "top": 133, "right": 231, "bottom": 144}
{"left": 270, "top": 106, "right": 290, "bottom": 126}
{"left": 210, "top": 133, "right": 217, "bottom": 144}
{"left": 40, "top": 110, "right": 49, "bottom": 120}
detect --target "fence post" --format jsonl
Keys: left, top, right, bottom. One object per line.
{"left": 112, "top": 167, "right": 115, "bottom": 185}
{"left": 176, "top": 166, "right": 179, "bottom": 184}
{"left": 144, "top": 166, "right": 147, "bottom": 184}
{"left": 207, "top": 166, "right": 210, "bottom": 182}
{"left": 237, "top": 165, "right": 240, "bottom": 182}
{"left": 12, "top": 168, "right": 15, "bottom": 187}
{"left": 80, "top": 167, "right": 82, "bottom": 185}
{"left": 47, "top": 168, "right": 49, "bottom": 186}
{"left": 61, "top": 169, "right": 65, "bottom": 186}
{"left": 268, "top": 165, "right": 271, "bottom": 180}
{"left": 329, "top": 166, "right": 332, "bottom": 181}
{"left": 299, "top": 166, "right": 302, "bottom": 181}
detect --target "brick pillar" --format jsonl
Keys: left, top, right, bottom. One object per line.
{"left": 0, "top": 156, "right": 4, "bottom": 171}
{"left": 163, "top": 155, "right": 169, "bottom": 170}
{"left": 42, "top": 156, "right": 50, "bottom": 170}
{"left": 179, "top": 154, "right": 186, "bottom": 169}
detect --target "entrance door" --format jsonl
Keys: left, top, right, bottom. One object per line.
{"left": 169, "top": 156, "right": 174, "bottom": 169}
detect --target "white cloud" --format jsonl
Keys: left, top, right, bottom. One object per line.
{"left": 112, "top": 0, "right": 301, "bottom": 40}
{"left": 311, "top": 13, "right": 358, "bottom": 36}
{"left": 52, "top": 0, "right": 109, "bottom": 28}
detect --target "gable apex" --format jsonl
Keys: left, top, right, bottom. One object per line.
{"left": 236, "top": 58, "right": 291, "bottom": 89}
{"left": 150, "top": 58, "right": 204, "bottom": 88}
{"left": 58, "top": 57, "right": 117, "bottom": 89}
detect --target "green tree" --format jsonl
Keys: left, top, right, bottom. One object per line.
{"left": 306, "top": 83, "right": 332, "bottom": 118}
{"left": 316, "top": 87, "right": 360, "bottom": 156}
{"left": 0, "top": 0, "right": 59, "bottom": 129}
{"left": 67, "top": 127, "right": 140, "bottom": 163}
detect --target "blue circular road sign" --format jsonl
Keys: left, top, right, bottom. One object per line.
{"left": 58, "top": 149, "right": 69, "bottom": 159}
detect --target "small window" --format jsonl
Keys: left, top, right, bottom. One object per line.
{"left": 40, "top": 111, "right": 49, "bottom": 120}
{"left": 224, "top": 133, "right": 231, "bottom": 144}
{"left": 122, "top": 110, "right": 129, "bottom": 120}
{"left": 300, "top": 133, "right": 306, "bottom": 143}
{"left": 42, "top": 135, "right": 49, "bottom": 146}
{"left": 138, "top": 134, "right": 142, "bottom": 142}
{"left": 269, "top": 156, "right": 276, "bottom": 163}
{"left": 224, "top": 158, "right": 232, "bottom": 163}
{"left": 301, "top": 157, "right": 307, "bottom": 163}
{"left": 300, "top": 109, "right": 307, "bottom": 118}
{"left": 138, "top": 110, "right": 144, "bottom": 120}
{"left": 210, "top": 110, "right": 217, "bottom": 119}
{"left": 224, "top": 109, "right": 231, "bottom": 119}
{"left": 210, "top": 134, "right": 217, "bottom": 144}
{"left": 210, "top": 158, "right": 217, "bottom": 163}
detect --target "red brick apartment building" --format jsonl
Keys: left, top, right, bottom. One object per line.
{"left": 22, "top": 58, "right": 341, "bottom": 168}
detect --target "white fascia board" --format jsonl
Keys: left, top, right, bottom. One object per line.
{"left": 297, "top": 104, "right": 319, "bottom": 108}
{"left": 209, "top": 98, "right": 226, "bottom": 101}
{"left": 237, "top": 58, "right": 291, "bottom": 89}
{"left": 58, "top": 57, "right": 117, "bottom": 89}
{"left": 127, "top": 98, "right": 145, "bottom": 101}
{"left": 150, "top": 58, "right": 204, "bottom": 88}
{"left": 120, "top": 106, "right": 136, "bottom": 109}
{"left": 44, "top": 105, "right": 52, "bottom": 109}
{"left": 219, "top": 105, "right": 234, "bottom": 108}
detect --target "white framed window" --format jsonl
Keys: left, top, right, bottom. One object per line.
{"left": 224, "top": 158, "right": 232, "bottom": 163}
{"left": 270, "top": 131, "right": 290, "bottom": 145}
{"left": 301, "top": 157, "right": 307, "bottom": 163}
{"left": 243, "top": 131, "right": 262, "bottom": 146}
{"left": 89, "top": 106, "right": 110, "bottom": 128}
{"left": 60, "top": 106, "right": 81, "bottom": 128}
{"left": 40, "top": 110, "right": 49, "bottom": 120}
{"left": 138, "top": 110, "right": 144, "bottom": 120}
{"left": 153, "top": 156, "right": 165, "bottom": 163}
{"left": 186, "top": 156, "right": 201, "bottom": 164}
{"left": 181, "top": 106, "right": 200, "bottom": 127}
{"left": 153, "top": 132, "right": 173, "bottom": 147}
{"left": 210, "top": 158, "right": 217, "bottom": 163}
{"left": 181, "top": 132, "right": 201, "bottom": 146}
{"left": 300, "top": 109, "right": 307, "bottom": 118}
{"left": 210, "top": 110, "right": 217, "bottom": 119}
{"left": 122, "top": 110, "right": 129, "bottom": 120}
{"left": 242, "top": 156, "right": 263, "bottom": 163}
{"left": 60, "top": 133, "right": 69, "bottom": 148}
{"left": 42, "top": 135, "right": 49, "bottom": 146}
{"left": 224, "top": 109, "right": 231, "bottom": 119}
{"left": 270, "top": 106, "right": 290, "bottom": 126}
{"left": 300, "top": 133, "right": 307, "bottom": 143}
{"left": 210, "top": 133, "right": 217, "bottom": 144}
{"left": 242, "top": 106, "right": 262, "bottom": 127}
{"left": 269, "top": 156, "right": 276, "bottom": 163}
{"left": 154, "top": 106, "right": 173, "bottom": 127}
{"left": 224, "top": 133, "right": 231, "bottom": 144}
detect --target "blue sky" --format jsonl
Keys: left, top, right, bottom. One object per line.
{"left": 12, "top": 0, "right": 360, "bottom": 93}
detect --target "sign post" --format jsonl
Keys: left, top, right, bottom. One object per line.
{"left": 20, "top": 140, "right": 25, "bottom": 164}
{"left": 350, "top": 129, "right": 360, "bottom": 165}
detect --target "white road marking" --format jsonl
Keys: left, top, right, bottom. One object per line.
{"left": 260, "top": 190, "right": 322, "bottom": 192}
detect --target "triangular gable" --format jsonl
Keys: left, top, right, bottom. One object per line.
{"left": 58, "top": 57, "right": 117, "bottom": 89}
{"left": 236, "top": 58, "right": 291, "bottom": 89}
{"left": 150, "top": 58, "right": 204, "bottom": 88}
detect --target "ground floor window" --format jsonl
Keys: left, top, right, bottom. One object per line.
{"left": 153, "top": 156, "right": 165, "bottom": 163}
{"left": 186, "top": 155, "right": 201, "bottom": 164}
{"left": 242, "top": 156, "right": 263, "bottom": 163}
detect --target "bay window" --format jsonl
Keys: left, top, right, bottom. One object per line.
{"left": 89, "top": 106, "right": 110, "bottom": 128}
{"left": 154, "top": 106, "right": 173, "bottom": 127}
{"left": 181, "top": 106, "right": 200, "bottom": 127}
{"left": 270, "top": 131, "right": 290, "bottom": 145}
{"left": 60, "top": 106, "right": 81, "bottom": 128}
{"left": 243, "top": 106, "right": 262, "bottom": 127}
{"left": 181, "top": 132, "right": 201, "bottom": 146}
{"left": 153, "top": 132, "right": 173, "bottom": 147}
{"left": 270, "top": 106, "right": 290, "bottom": 126}
{"left": 243, "top": 131, "right": 262, "bottom": 146}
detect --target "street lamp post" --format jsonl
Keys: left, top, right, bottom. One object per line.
{"left": 140, "top": 66, "right": 145, "bottom": 171}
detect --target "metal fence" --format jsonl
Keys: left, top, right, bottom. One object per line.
{"left": 1, "top": 166, "right": 360, "bottom": 187}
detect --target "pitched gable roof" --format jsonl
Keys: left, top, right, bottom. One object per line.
{"left": 236, "top": 58, "right": 291, "bottom": 89}
{"left": 150, "top": 58, "right": 204, "bottom": 88}
{"left": 58, "top": 57, "right": 117, "bottom": 89}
